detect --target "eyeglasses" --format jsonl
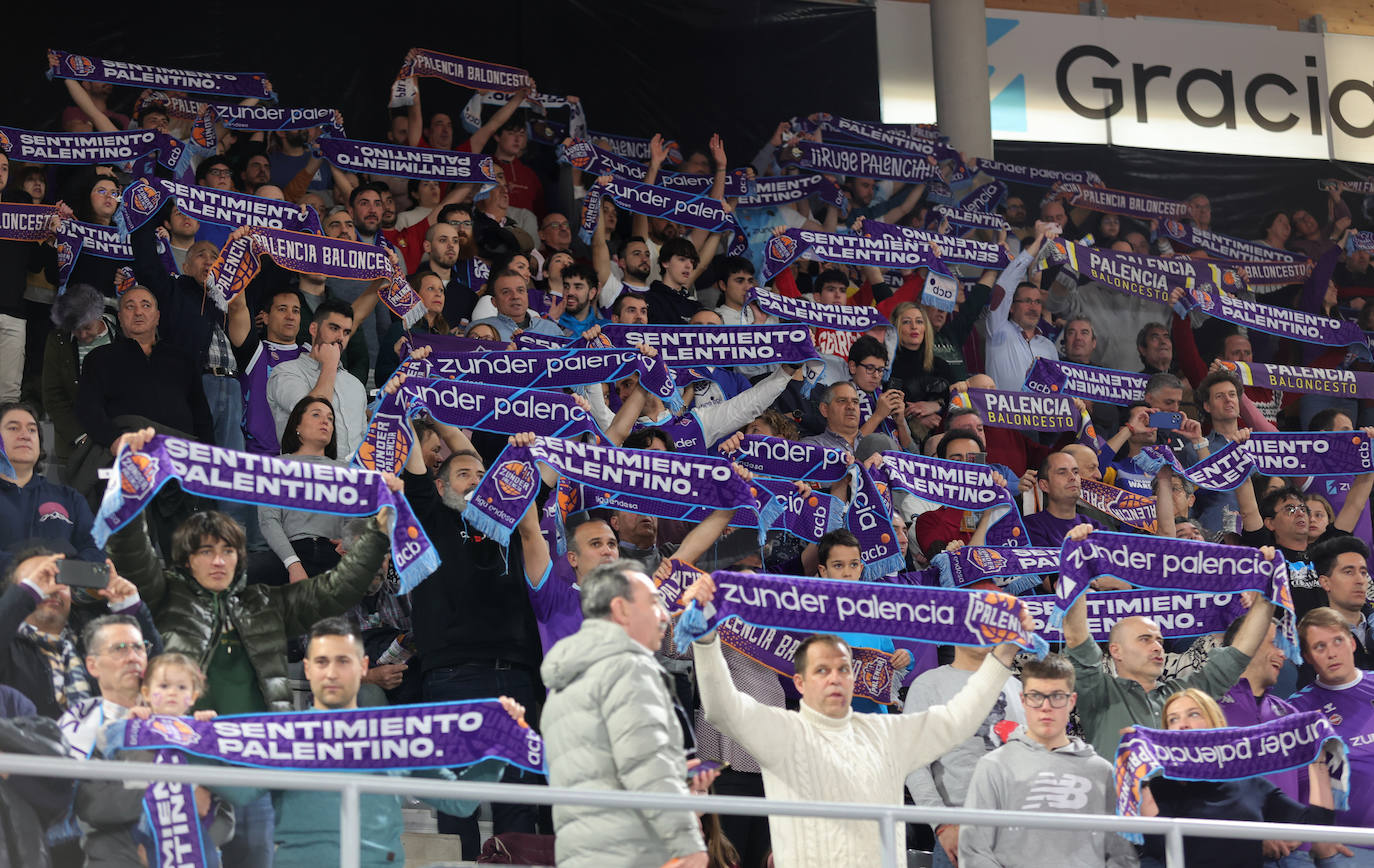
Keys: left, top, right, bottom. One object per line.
{"left": 204, "top": 168, "right": 232, "bottom": 178}
{"left": 854, "top": 362, "right": 885, "bottom": 375}
{"left": 1022, "top": 691, "right": 1072, "bottom": 708}
{"left": 446, "top": 219, "right": 473, "bottom": 229}
{"left": 100, "top": 640, "right": 153, "bottom": 658}
{"left": 1281, "top": 504, "right": 1310, "bottom": 516}
{"left": 543, "top": 221, "right": 570, "bottom": 230}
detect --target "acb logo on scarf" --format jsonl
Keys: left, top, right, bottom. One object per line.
{"left": 119, "top": 451, "right": 160, "bottom": 499}
{"left": 65, "top": 55, "right": 96, "bottom": 76}
{"left": 964, "top": 590, "right": 1023, "bottom": 646}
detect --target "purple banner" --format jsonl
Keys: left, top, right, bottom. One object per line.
{"left": 0, "top": 203, "right": 57, "bottom": 242}
{"left": 558, "top": 139, "right": 754, "bottom": 198}
{"left": 779, "top": 140, "right": 950, "bottom": 184}
{"left": 119, "top": 700, "right": 543, "bottom": 772}
{"left": 391, "top": 48, "right": 532, "bottom": 99}
{"left": 1156, "top": 219, "right": 1305, "bottom": 263}
{"left": 745, "top": 286, "right": 888, "bottom": 332}
{"left": 118, "top": 176, "right": 321, "bottom": 238}
{"left": 843, "top": 464, "right": 903, "bottom": 580}
{"left": 315, "top": 136, "right": 496, "bottom": 191}
{"left": 727, "top": 434, "right": 850, "bottom": 484}
{"left": 464, "top": 437, "right": 770, "bottom": 548}
{"left": 0, "top": 125, "right": 180, "bottom": 172}
{"left": 1135, "top": 442, "right": 1256, "bottom": 493}
{"left": 819, "top": 116, "right": 961, "bottom": 162}
{"left": 959, "top": 180, "right": 1008, "bottom": 213}
{"left": 656, "top": 561, "right": 894, "bottom": 704}
{"left": 1224, "top": 360, "right": 1374, "bottom": 401}
{"left": 1320, "top": 179, "right": 1374, "bottom": 194}
{"left": 1023, "top": 358, "right": 1149, "bottom": 407}
{"left": 1020, "top": 588, "right": 1250, "bottom": 642}
{"left": 207, "top": 227, "right": 422, "bottom": 324}
{"left": 1188, "top": 282, "right": 1370, "bottom": 355}
{"left": 683, "top": 570, "right": 1046, "bottom": 655}
{"left": 878, "top": 451, "right": 1027, "bottom": 548}
{"left": 47, "top": 49, "right": 273, "bottom": 100}
{"left": 928, "top": 546, "right": 1058, "bottom": 595}
{"left": 1246, "top": 431, "right": 1374, "bottom": 478}
{"left": 860, "top": 219, "right": 1010, "bottom": 269}
{"left": 1059, "top": 183, "right": 1188, "bottom": 221}
{"left": 584, "top": 176, "right": 745, "bottom": 256}
{"left": 401, "top": 332, "right": 509, "bottom": 355}
{"left": 1056, "top": 532, "right": 1296, "bottom": 655}
{"left": 950, "top": 388, "right": 1076, "bottom": 432}
{"left": 1114, "top": 713, "right": 1347, "bottom": 842}
{"left": 973, "top": 159, "right": 1104, "bottom": 188}
{"left": 737, "top": 175, "right": 847, "bottom": 211}
{"left": 761, "top": 226, "right": 945, "bottom": 283}
{"left": 930, "top": 204, "right": 1009, "bottom": 233}
{"left": 144, "top": 750, "right": 206, "bottom": 868}
{"left": 594, "top": 323, "right": 820, "bottom": 369}
{"left": 1078, "top": 479, "right": 1157, "bottom": 533}
{"left": 1045, "top": 239, "right": 1229, "bottom": 307}
{"left": 93, "top": 435, "right": 438, "bottom": 592}
{"left": 1211, "top": 258, "right": 1315, "bottom": 288}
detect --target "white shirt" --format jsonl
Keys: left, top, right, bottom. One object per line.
{"left": 984, "top": 249, "right": 1058, "bottom": 391}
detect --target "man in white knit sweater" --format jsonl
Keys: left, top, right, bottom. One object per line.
{"left": 682, "top": 575, "right": 1034, "bottom": 868}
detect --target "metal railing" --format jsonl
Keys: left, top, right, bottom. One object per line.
{"left": 6, "top": 753, "right": 1373, "bottom": 868}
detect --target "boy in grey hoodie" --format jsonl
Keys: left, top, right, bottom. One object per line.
{"left": 960, "top": 653, "right": 1138, "bottom": 868}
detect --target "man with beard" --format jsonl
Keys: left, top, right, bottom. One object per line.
{"left": 270, "top": 129, "right": 330, "bottom": 196}
{"left": 383, "top": 181, "right": 477, "bottom": 275}
{"left": 238, "top": 150, "right": 272, "bottom": 196}
{"left": 329, "top": 183, "right": 393, "bottom": 366}
{"left": 267, "top": 299, "right": 368, "bottom": 456}
{"left": 593, "top": 201, "right": 652, "bottom": 306}
{"left": 555, "top": 262, "right": 607, "bottom": 335}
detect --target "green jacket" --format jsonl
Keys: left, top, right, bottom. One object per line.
{"left": 108, "top": 512, "right": 389, "bottom": 711}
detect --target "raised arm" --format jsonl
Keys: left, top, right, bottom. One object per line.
{"left": 466, "top": 87, "right": 535, "bottom": 155}
{"left": 62, "top": 79, "right": 118, "bottom": 133}
{"left": 879, "top": 182, "right": 927, "bottom": 225}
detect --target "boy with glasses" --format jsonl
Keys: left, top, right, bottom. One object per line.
{"left": 960, "top": 654, "right": 1137, "bottom": 868}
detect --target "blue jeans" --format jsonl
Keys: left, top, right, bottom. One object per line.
{"left": 932, "top": 837, "right": 956, "bottom": 868}
{"left": 219, "top": 791, "right": 274, "bottom": 868}
{"left": 423, "top": 663, "right": 541, "bottom": 859}
{"left": 1273, "top": 848, "right": 1316, "bottom": 867}
{"left": 1317, "top": 847, "right": 1374, "bottom": 868}
{"left": 202, "top": 372, "right": 260, "bottom": 545}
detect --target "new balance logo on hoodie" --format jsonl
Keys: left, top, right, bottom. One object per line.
{"left": 1021, "top": 772, "right": 1093, "bottom": 810}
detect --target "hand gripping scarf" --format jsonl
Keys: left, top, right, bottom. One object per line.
{"left": 47, "top": 49, "right": 274, "bottom": 100}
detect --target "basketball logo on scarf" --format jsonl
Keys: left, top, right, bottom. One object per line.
{"left": 970, "top": 547, "right": 1008, "bottom": 573}
{"left": 964, "top": 591, "right": 1023, "bottom": 645}
{"left": 479, "top": 159, "right": 497, "bottom": 182}
{"left": 55, "top": 240, "right": 73, "bottom": 271}
{"left": 119, "top": 451, "right": 160, "bottom": 499}
{"left": 149, "top": 716, "right": 201, "bottom": 748}
{"left": 492, "top": 461, "right": 538, "bottom": 502}
{"left": 115, "top": 267, "right": 135, "bottom": 294}
{"left": 1163, "top": 219, "right": 1186, "bottom": 239}
{"left": 0, "top": 130, "right": 10, "bottom": 153}
{"left": 766, "top": 233, "right": 797, "bottom": 262}
{"left": 128, "top": 181, "right": 161, "bottom": 216}
{"left": 563, "top": 140, "right": 594, "bottom": 170}
{"left": 852, "top": 650, "right": 894, "bottom": 703}
{"left": 65, "top": 54, "right": 95, "bottom": 76}
{"left": 1194, "top": 286, "right": 1217, "bottom": 313}
{"left": 1107, "top": 486, "right": 1154, "bottom": 512}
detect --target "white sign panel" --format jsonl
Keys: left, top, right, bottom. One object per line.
{"left": 877, "top": 2, "right": 1374, "bottom": 164}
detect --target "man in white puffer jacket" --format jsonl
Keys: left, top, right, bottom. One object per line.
{"left": 684, "top": 573, "right": 1033, "bottom": 868}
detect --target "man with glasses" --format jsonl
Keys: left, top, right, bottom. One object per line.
{"left": 59, "top": 613, "right": 155, "bottom": 759}
{"left": 847, "top": 336, "right": 914, "bottom": 451}
{"left": 985, "top": 221, "right": 1060, "bottom": 394}
{"left": 538, "top": 212, "right": 574, "bottom": 262}
{"left": 960, "top": 654, "right": 1136, "bottom": 868}
{"left": 802, "top": 381, "right": 865, "bottom": 456}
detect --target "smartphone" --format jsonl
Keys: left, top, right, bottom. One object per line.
{"left": 1148, "top": 411, "right": 1183, "bottom": 430}
{"left": 689, "top": 760, "right": 729, "bottom": 779}
{"left": 970, "top": 452, "right": 987, "bottom": 465}
{"left": 57, "top": 559, "right": 108, "bottom": 589}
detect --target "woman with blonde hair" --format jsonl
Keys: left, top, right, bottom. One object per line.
{"left": 886, "top": 301, "right": 950, "bottom": 436}
{"left": 1136, "top": 688, "right": 1334, "bottom": 868}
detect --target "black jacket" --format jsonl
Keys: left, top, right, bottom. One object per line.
{"left": 131, "top": 208, "right": 222, "bottom": 369}
{"left": 644, "top": 280, "right": 701, "bottom": 325}
{"left": 75, "top": 337, "right": 213, "bottom": 448}
{"left": 0, "top": 713, "right": 72, "bottom": 868}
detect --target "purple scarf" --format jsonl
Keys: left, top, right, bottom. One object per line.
{"left": 0, "top": 203, "right": 56, "bottom": 242}
{"left": 878, "top": 451, "right": 1028, "bottom": 548}
{"left": 401, "top": 331, "right": 508, "bottom": 355}
{"left": 1021, "top": 588, "right": 1251, "bottom": 642}
{"left": 974, "top": 159, "right": 1104, "bottom": 188}
{"left": 950, "top": 388, "right": 1076, "bottom": 432}
{"left": 861, "top": 218, "right": 1010, "bottom": 269}
{"left": 820, "top": 116, "right": 961, "bottom": 162}
{"left": 0, "top": 125, "right": 180, "bottom": 173}
{"left": 580, "top": 177, "right": 746, "bottom": 256}
{"left": 557, "top": 140, "right": 754, "bottom": 198}
{"left": 54, "top": 219, "right": 179, "bottom": 291}
{"left": 727, "top": 434, "right": 850, "bottom": 484}
{"left": 656, "top": 561, "right": 895, "bottom": 704}
{"left": 594, "top": 323, "right": 820, "bottom": 369}
{"left": 144, "top": 751, "right": 206, "bottom": 868}
{"left": 204, "top": 103, "right": 342, "bottom": 135}
{"left": 93, "top": 435, "right": 438, "bottom": 592}
{"left": 1023, "top": 358, "right": 1149, "bottom": 406}
{"left": 1321, "top": 179, "right": 1374, "bottom": 194}
{"left": 464, "top": 437, "right": 769, "bottom": 548}
{"left": 842, "top": 464, "right": 904, "bottom": 580}
{"left": 1347, "top": 232, "right": 1374, "bottom": 255}
{"left": 117, "top": 699, "right": 544, "bottom": 771}
{"left": 47, "top": 49, "right": 273, "bottom": 100}
{"left": 390, "top": 48, "right": 532, "bottom": 103}
{"left": 591, "top": 131, "right": 682, "bottom": 164}
{"left": 1157, "top": 219, "right": 1305, "bottom": 263}
{"left": 356, "top": 376, "right": 605, "bottom": 475}
{"left": 1055, "top": 532, "right": 1297, "bottom": 655}
{"left": 206, "top": 227, "right": 422, "bottom": 324}
{"left": 1044, "top": 239, "right": 1224, "bottom": 307}
{"left": 1059, "top": 183, "right": 1188, "bottom": 221}
{"left": 117, "top": 176, "right": 321, "bottom": 238}
{"left": 959, "top": 181, "right": 1008, "bottom": 213}
{"left": 315, "top": 136, "right": 496, "bottom": 191}
{"left": 1224, "top": 360, "right": 1374, "bottom": 400}
{"left": 1078, "top": 479, "right": 1157, "bottom": 533}
{"left": 921, "top": 546, "right": 1059, "bottom": 595}
{"left": 1210, "top": 259, "right": 1314, "bottom": 288}
{"left": 1246, "top": 431, "right": 1374, "bottom": 477}
{"left": 674, "top": 570, "right": 1047, "bottom": 656}
{"left": 1114, "top": 713, "right": 1347, "bottom": 843}
{"left": 761, "top": 227, "right": 945, "bottom": 283}
{"left": 929, "top": 204, "right": 1009, "bottom": 233}
{"left": 1135, "top": 442, "right": 1256, "bottom": 492}
{"left": 778, "top": 140, "right": 951, "bottom": 184}
{"left": 745, "top": 287, "right": 888, "bottom": 332}
{"left": 737, "top": 175, "right": 847, "bottom": 211}
{"left": 1187, "top": 282, "right": 1369, "bottom": 355}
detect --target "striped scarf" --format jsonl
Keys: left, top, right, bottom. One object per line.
{"left": 16, "top": 623, "right": 91, "bottom": 709}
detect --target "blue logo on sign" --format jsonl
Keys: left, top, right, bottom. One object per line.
{"left": 987, "top": 18, "right": 1027, "bottom": 133}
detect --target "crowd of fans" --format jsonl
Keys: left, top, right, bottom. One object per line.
{"left": 3, "top": 44, "right": 1374, "bottom": 868}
